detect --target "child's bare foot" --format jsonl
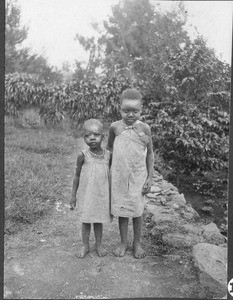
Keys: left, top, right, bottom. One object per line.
{"left": 75, "top": 245, "right": 90, "bottom": 258}
{"left": 96, "top": 244, "right": 107, "bottom": 257}
{"left": 133, "top": 242, "right": 146, "bottom": 259}
{"left": 113, "top": 243, "right": 127, "bottom": 257}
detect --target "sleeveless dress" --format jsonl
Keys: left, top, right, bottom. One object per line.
{"left": 77, "top": 149, "right": 112, "bottom": 223}
{"left": 111, "top": 120, "right": 148, "bottom": 218}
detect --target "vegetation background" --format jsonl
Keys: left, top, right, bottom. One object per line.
{"left": 5, "top": 0, "right": 230, "bottom": 235}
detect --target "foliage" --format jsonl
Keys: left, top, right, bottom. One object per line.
{"left": 5, "top": 0, "right": 28, "bottom": 73}
{"left": 162, "top": 35, "right": 231, "bottom": 111}
{"left": 63, "top": 77, "right": 131, "bottom": 123}
{"left": 96, "top": 0, "right": 191, "bottom": 95}
{"left": 5, "top": 0, "right": 63, "bottom": 82}
{"left": 5, "top": 73, "right": 64, "bottom": 124}
{"left": 145, "top": 101, "right": 229, "bottom": 184}
{"left": 5, "top": 0, "right": 230, "bottom": 183}
{"left": 5, "top": 72, "right": 132, "bottom": 124}
{"left": 72, "top": 61, "right": 86, "bottom": 81}
{"left": 74, "top": 35, "right": 103, "bottom": 80}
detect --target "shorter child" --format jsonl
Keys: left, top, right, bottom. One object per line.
{"left": 70, "top": 119, "right": 112, "bottom": 258}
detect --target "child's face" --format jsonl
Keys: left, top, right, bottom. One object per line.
{"left": 120, "top": 99, "right": 142, "bottom": 125}
{"left": 83, "top": 124, "right": 104, "bottom": 150}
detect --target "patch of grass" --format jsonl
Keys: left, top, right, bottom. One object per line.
{"left": 5, "top": 125, "right": 76, "bottom": 234}
{"left": 5, "top": 126, "right": 75, "bottom": 156}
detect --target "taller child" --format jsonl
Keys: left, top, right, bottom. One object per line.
{"left": 107, "top": 89, "right": 154, "bottom": 258}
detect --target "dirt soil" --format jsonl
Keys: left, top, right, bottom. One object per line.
{"left": 4, "top": 137, "right": 207, "bottom": 299}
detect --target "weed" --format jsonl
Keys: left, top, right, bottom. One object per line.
{"left": 5, "top": 125, "right": 76, "bottom": 234}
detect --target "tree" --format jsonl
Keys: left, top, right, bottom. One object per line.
{"left": 5, "top": 0, "right": 28, "bottom": 73}
{"left": 100, "top": 0, "right": 155, "bottom": 80}
{"left": 21, "top": 54, "right": 63, "bottom": 83}
{"left": 5, "top": 0, "right": 63, "bottom": 83}
{"left": 162, "top": 35, "right": 231, "bottom": 112}
{"left": 74, "top": 35, "right": 102, "bottom": 80}
{"left": 72, "top": 61, "right": 86, "bottom": 82}
{"left": 96, "top": 0, "right": 191, "bottom": 100}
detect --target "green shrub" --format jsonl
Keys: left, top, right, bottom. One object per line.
{"left": 146, "top": 102, "right": 229, "bottom": 185}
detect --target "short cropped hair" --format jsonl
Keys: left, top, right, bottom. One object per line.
{"left": 83, "top": 119, "right": 103, "bottom": 132}
{"left": 120, "top": 88, "right": 142, "bottom": 104}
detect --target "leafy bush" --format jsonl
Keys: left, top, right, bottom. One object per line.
{"left": 5, "top": 73, "right": 132, "bottom": 125}
{"left": 146, "top": 101, "right": 229, "bottom": 185}
{"left": 5, "top": 72, "right": 229, "bottom": 182}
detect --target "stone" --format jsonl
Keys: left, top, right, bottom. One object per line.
{"left": 180, "top": 224, "right": 204, "bottom": 236}
{"left": 172, "top": 203, "right": 180, "bottom": 210}
{"left": 160, "top": 197, "right": 167, "bottom": 206}
{"left": 165, "top": 200, "right": 182, "bottom": 210}
{"left": 150, "top": 224, "right": 170, "bottom": 238}
{"left": 192, "top": 243, "right": 227, "bottom": 298}
{"left": 182, "top": 205, "right": 200, "bottom": 220}
{"left": 171, "top": 193, "right": 186, "bottom": 206}
{"left": 146, "top": 193, "right": 157, "bottom": 199}
{"left": 162, "top": 233, "right": 204, "bottom": 248}
{"left": 152, "top": 171, "right": 163, "bottom": 182}
{"left": 163, "top": 189, "right": 180, "bottom": 196}
{"left": 150, "top": 186, "right": 162, "bottom": 193}
{"left": 160, "top": 181, "right": 179, "bottom": 192}
{"left": 146, "top": 199, "right": 160, "bottom": 206}
{"left": 202, "top": 223, "right": 226, "bottom": 245}
{"left": 146, "top": 204, "right": 179, "bottom": 225}
{"left": 162, "top": 194, "right": 173, "bottom": 202}
{"left": 168, "top": 190, "right": 180, "bottom": 195}
{"left": 180, "top": 211, "right": 195, "bottom": 220}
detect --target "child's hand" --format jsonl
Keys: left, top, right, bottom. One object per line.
{"left": 142, "top": 177, "right": 152, "bottom": 195}
{"left": 70, "top": 196, "right": 77, "bottom": 210}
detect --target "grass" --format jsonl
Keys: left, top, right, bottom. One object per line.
{"left": 5, "top": 125, "right": 76, "bottom": 234}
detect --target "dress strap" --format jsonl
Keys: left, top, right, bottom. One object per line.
{"left": 122, "top": 120, "right": 140, "bottom": 130}
{"left": 123, "top": 120, "right": 146, "bottom": 137}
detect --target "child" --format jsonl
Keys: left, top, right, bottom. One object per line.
{"left": 70, "top": 119, "right": 112, "bottom": 258}
{"left": 107, "top": 89, "right": 154, "bottom": 259}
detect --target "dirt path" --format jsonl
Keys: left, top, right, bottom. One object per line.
{"left": 4, "top": 137, "right": 205, "bottom": 299}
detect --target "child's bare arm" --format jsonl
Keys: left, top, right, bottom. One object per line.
{"left": 146, "top": 137, "right": 154, "bottom": 178}
{"left": 70, "top": 152, "right": 84, "bottom": 210}
{"left": 109, "top": 151, "right": 112, "bottom": 167}
{"left": 106, "top": 124, "right": 115, "bottom": 152}
{"left": 142, "top": 125, "right": 154, "bottom": 194}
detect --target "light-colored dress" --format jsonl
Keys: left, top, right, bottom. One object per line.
{"left": 111, "top": 120, "right": 148, "bottom": 218}
{"left": 77, "top": 149, "right": 112, "bottom": 223}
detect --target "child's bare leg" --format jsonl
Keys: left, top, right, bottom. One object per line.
{"left": 94, "top": 223, "right": 107, "bottom": 257}
{"left": 113, "top": 217, "right": 128, "bottom": 257}
{"left": 133, "top": 216, "right": 146, "bottom": 258}
{"left": 76, "top": 223, "right": 90, "bottom": 258}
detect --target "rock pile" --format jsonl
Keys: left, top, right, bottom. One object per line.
{"left": 145, "top": 170, "right": 227, "bottom": 298}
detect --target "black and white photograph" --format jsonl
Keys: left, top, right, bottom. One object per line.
{"left": 4, "top": 0, "right": 232, "bottom": 299}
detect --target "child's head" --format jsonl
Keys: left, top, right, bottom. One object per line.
{"left": 120, "top": 89, "right": 142, "bottom": 125}
{"left": 83, "top": 119, "right": 104, "bottom": 150}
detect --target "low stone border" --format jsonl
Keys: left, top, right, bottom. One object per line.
{"left": 145, "top": 170, "right": 227, "bottom": 298}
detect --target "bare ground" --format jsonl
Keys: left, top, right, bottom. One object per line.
{"left": 4, "top": 137, "right": 207, "bottom": 299}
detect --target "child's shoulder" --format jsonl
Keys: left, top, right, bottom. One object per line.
{"left": 110, "top": 120, "right": 123, "bottom": 129}
{"left": 109, "top": 120, "right": 124, "bottom": 134}
{"left": 77, "top": 150, "right": 86, "bottom": 160}
{"left": 137, "top": 120, "right": 151, "bottom": 136}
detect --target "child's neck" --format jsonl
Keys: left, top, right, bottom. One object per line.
{"left": 88, "top": 147, "right": 103, "bottom": 156}
{"left": 122, "top": 119, "right": 139, "bottom": 126}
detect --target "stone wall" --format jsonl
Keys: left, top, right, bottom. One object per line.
{"left": 145, "top": 170, "right": 227, "bottom": 298}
